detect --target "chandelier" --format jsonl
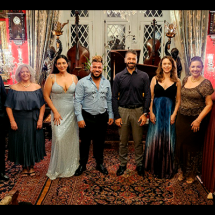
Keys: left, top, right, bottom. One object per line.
{"left": 103, "top": 10, "right": 145, "bottom": 20}
{"left": 0, "top": 44, "right": 23, "bottom": 83}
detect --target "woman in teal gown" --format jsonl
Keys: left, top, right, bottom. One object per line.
{"left": 144, "top": 56, "right": 181, "bottom": 179}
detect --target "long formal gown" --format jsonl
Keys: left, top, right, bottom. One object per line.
{"left": 46, "top": 78, "right": 79, "bottom": 180}
{"left": 5, "top": 88, "right": 46, "bottom": 168}
{"left": 144, "top": 80, "right": 177, "bottom": 179}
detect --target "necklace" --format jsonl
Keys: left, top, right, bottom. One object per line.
{"left": 191, "top": 76, "right": 201, "bottom": 82}
{"left": 20, "top": 82, "right": 31, "bottom": 88}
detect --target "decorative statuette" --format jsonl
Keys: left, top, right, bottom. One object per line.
{"left": 164, "top": 21, "right": 177, "bottom": 41}
{"left": 52, "top": 20, "right": 69, "bottom": 39}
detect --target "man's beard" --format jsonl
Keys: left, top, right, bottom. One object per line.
{"left": 91, "top": 72, "right": 102, "bottom": 79}
{"left": 126, "top": 62, "right": 136, "bottom": 70}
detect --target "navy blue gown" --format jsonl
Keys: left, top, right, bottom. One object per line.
{"left": 5, "top": 88, "right": 46, "bottom": 168}
{"left": 144, "top": 79, "right": 177, "bottom": 179}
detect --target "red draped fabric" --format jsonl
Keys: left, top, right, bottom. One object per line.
{"left": 202, "top": 91, "right": 215, "bottom": 192}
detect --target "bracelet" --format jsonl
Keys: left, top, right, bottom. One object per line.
{"left": 196, "top": 120, "right": 201, "bottom": 123}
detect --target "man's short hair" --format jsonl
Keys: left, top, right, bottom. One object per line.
{"left": 92, "top": 55, "right": 103, "bottom": 64}
{"left": 125, "top": 49, "right": 137, "bottom": 57}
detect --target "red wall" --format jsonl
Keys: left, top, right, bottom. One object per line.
{"left": 204, "top": 36, "right": 215, "bottom": 89}
{"left": 0, "top": 10, "right": 28, "bottom": 85}
{"left": 203, "top": 11, "right": 215, "bottom": 88}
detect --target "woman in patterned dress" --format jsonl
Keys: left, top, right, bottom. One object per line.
{"left": 175, "top": 56, "right": 214, "bottom": 184}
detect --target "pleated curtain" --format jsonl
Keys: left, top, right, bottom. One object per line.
{"left": 26, "top": 10, "right": 59, "bottom": 82}
{"left": 170, "top": 10, "right": 209, "bottom": 76}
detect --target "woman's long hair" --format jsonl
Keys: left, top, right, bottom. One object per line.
{"left": 52, "top": 55, "right": 70, "bottom": 74}
{"left": 156, "top": 55, "right": 178, "bottom": 82}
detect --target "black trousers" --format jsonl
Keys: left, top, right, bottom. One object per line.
{"left": 79, "top": 110, "right": 108, "bottom": 166}
{"left": 0, "top": 117, "right": 6, "bottom": 174}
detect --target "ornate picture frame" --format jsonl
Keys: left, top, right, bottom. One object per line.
{"left": 209, "top": 11, "right": 215, "bottom": 35}
{"left": 0, "top": 10, "right": 7, "bottom": 18}
{"left": 0, "top": 21, "right": 10, "bottom": 81}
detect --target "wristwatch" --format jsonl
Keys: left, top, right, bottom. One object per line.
{"left": 143, "top": 112, "right": 148, "bottom": 116}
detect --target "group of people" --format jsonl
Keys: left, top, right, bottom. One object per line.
{"left": 0, "top": 50, "right": 214, "bottom": 192}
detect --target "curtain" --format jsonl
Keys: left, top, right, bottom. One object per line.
{"left": 26, "top": 10, "right": 60, "bottom": 82}
{"left": 170, "top": 10, "right": 209, "bottom": 76}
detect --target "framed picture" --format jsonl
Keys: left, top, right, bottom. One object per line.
{"left": 0, "top": 21, "right": 10, "bottom": 81}
{"left": 0, "top": 10, "right": 7, "bottom": 18}
{"left": 209, "top": 11, "right": 215, "bottom": 35}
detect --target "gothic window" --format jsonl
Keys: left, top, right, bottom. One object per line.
{"left": 70, "top": 10, "right": 90, "bottom": 49}
{"left": 144, "top": 10, "right": 163, "bottom": 17}
{"left": 106, "top": 24, "right": 126, "bottom": 80}
{"left": 71, "top": 24, "right": 89, "bottom": 48}
{"left": 70, "top": 10, "right": 89, "bottom": 17}
{"left": 106, "top": 10, "right": 121, "bottom": 18}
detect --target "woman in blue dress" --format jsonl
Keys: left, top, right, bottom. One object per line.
{"left": 144, "top": 56, "right": 181, "bottom": 179}
{"left": 5, "top": 64, "right": 46, "bottom": 177}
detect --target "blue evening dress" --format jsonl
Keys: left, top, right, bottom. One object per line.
{"left": 144, "top": 79, "right": 177, "bottom": 179}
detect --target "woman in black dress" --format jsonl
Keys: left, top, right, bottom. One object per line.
{"left": 5, "top": 64, "right": 46, "bottom": 176}
{"left": 175, "top": 56, "right": 214, "bottom": 184}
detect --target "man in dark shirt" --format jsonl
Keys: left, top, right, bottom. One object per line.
{"left": 0, "top": 76, "right": 9, "bottom": 181}
{"left": 112, "top": 49, "right": 151, "bottom": 177}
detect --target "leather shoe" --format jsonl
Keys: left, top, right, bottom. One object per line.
{"left": 0, "top": 173, "right": 9, "bottom": 181}
{"left": 96, "top": 164, "right": 108, "bottom": 175}
{"left": 136, "top": 165, "right": 145, "bottom": 177}
{"left": 74, "top": 165, "right": 86, "bottom": 176}
{"left": 116, "top": 165, "right": 126, "bottom": 176}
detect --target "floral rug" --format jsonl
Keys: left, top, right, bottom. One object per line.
{"left": 0, "top": 140, "right": 213, "bottom": 205}
{"left": 39, "top": 142, "right": 213, "bottom": 205}
{"left": 0, "top": 140, "right": 52, "bottom": 204}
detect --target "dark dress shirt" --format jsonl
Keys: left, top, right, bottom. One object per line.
{"left": 112, "top": 67, "right": 151, "bottom": 119}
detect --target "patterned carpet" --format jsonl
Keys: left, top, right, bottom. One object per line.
{"left": 0, "top": 139, "right": 51, "bottom": 204}
{"left": 0, "top": 140, "right": 213, "bottom": 205}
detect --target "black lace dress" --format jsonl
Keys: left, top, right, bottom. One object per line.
{"left": 175, "top": 77, "right": 214, "bottom": 177}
